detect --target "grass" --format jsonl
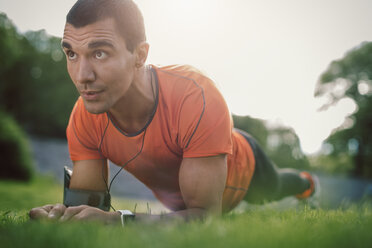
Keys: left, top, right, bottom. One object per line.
{"left": 1, "top": 176, "right": 372, "bottom": 248}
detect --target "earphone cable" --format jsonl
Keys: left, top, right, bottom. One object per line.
{"left": 108, "top": 128, "right": 146, "bottom": 192}
{"left": 97, "top": 66, "right": 154, "bottom": 211}
{"left": 98, "top": 118, "right": 111, "bottom": 194}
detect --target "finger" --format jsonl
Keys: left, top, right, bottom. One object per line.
{"left": 42, "top": 204, "right": 55, "bottom": 213}
{"left": 71, "top": 207, "right": 103, "bottom": 222}
{"left": 29, "top": 203, "right": 55, "bottom": 219}
{"left": 48, "top": 203, "right": 66, "bottom": 220}
{"left": 29, "top": 207, "right": 49, "bottom": 220}
{"left": 60, "top": 205, "right": 88, "bottom": 222}
{"left": 71, "top": 212, "right": 86, "bottom": 221}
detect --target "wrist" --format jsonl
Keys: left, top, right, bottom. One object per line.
{"left": 106, "top": 211, "right": 122, "bottom": 225}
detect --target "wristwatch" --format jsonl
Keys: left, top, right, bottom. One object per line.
{"left": 117, "top": 210, "right": 135, "bottom": 227}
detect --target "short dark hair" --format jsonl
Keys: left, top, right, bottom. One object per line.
{"left": 66, "top": 0, "right": 146, "bottom": 53}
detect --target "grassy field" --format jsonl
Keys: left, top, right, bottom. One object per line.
{"left": 1, "top": 176, "right": 372, "bottom": 248}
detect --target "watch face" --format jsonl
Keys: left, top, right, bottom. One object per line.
{"left": 119, "top": 210, "right": 134, "bottom": 216}
{"left": 118, "top": 210, "right": 135, "bottom": 224}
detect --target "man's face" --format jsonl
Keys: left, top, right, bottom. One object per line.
{"left": 62, "top": 18, "right": 136, "bottom": 114}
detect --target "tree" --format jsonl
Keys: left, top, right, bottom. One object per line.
{"left": 233, "top": 114, "right": 310, "bottom": 170}
{"left": 0, "top": 13, "right": 78, "bottom": 137}
{"left": 315, "top": 41, "right": 372, "bottom": 178}
{"left": 265, "top": 126, "right": 310, "bottom": 170}
{"left": 233, "top": 115, "right": 268, "bottom": 147}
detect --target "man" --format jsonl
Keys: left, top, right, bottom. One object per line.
{"left": 29, "top": 0, "right": 318, "bottom": 224}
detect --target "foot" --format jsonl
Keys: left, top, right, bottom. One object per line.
{"left": 296, "top": 172, "right": 321, "bottom": 208}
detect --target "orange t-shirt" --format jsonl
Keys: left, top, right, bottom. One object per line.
{"left": 66, "top": 64, "right": 255, "bottom": 212}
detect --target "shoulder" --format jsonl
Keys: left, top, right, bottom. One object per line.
{"left": 70, "top": 98, "right": 106, "bottom": 125}
{"left": 67, "top": 97, "right": 108, "bottom": 145}
{"left": 153, "top": 64, "right": 224, "bottom": 104}
{"left": 153, "top": 64, "right": 213, "bottom": 86}
{"left": 66, "top": 98, "right": 107, "bottom": 160}
{"left": 152, "top": 65, "right": 232, "bottom": 155}
{"left": 152, "top": 64, "right": 229, "bottom": 118}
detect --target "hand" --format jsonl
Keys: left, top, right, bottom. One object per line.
{"left": 29, "top": 203, "right": 66, "bottom": 220}
{"left": 30, "top": 204, "right": 119, "bottom": 224}
{"left": 60, "top": 205, "right": 117, "bottom": 223}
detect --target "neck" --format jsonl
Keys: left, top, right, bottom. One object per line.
{"left": 109, "top": 65, "right": 156, "bottom": 134}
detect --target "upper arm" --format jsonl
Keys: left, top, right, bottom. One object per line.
{"left": 69, "top": 159, "right": 108, "bottom": 192}
{"left": 179, "top": 154, "right": 227, "bottom": 214}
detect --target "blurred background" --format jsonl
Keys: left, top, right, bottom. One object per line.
{"left": 0, "top": 0, "right": 371, "bottom": 208}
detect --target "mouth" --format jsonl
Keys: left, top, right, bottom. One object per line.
{"left": 81, "top": 90, "right": 104, "bottom": 101}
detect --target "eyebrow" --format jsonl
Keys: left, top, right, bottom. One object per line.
{"left": 61, "top": 40, "right": 115, "bottom": 50}
{"left": 88, "top": 40, "right": 115, "bottom": 49}
{"left": 61, "top": 41, "right": 71, "bottom": 49}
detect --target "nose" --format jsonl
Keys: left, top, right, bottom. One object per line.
{"left": 76, "top": 58, "right": 95, "bottom": 84}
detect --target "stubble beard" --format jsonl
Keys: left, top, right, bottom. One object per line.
{"left": 83, "top": 98, "right": 110, "bottom": 115}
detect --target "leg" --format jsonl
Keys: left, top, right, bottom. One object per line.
{"left": 276, "top": 168, "right": 311, "bottom": 199}
{"left": 235, "top": 129, "right": 310, "bottom": 204}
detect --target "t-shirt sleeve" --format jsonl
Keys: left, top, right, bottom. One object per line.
{"left": 179, "top": 77, "right": 233, "bottom": 158}
{"left": 66, "top": 99, "right": 103, "bottom": 161}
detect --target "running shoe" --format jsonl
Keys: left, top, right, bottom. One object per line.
{"left": 296, "top": 171, "right": 321, "bottom": 208}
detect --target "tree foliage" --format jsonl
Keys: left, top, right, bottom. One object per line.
{"left": 233, "top": 115, "right": 310, "bottom": 170}
{"left": 315, "top": 41, "right": 372, "bottom": 178}
{"left": 0, "top": 13, "right": 78, "bottom": 137}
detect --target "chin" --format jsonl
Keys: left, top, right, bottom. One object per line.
{"left": 83, "top": 101, "right": 108, "bottom": 115}
{"left": 86, "top": 109, "right": 106, "bottom": 115}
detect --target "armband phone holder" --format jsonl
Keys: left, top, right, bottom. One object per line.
{"left": 63, "top": 166, "right": 111, "bottom": 211}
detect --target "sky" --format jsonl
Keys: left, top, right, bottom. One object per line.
{"left": 0, "top": 0, "right": 371, "bottom": 154}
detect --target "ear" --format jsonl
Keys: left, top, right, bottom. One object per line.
{"left": 134, "top": 42, "right": 150, "bottom": 68}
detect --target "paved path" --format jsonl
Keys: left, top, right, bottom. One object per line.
{"left": 30, "top": 136, "right": 372, "bottom": 209}
{"left": 317, "top": 173, "right": 372, "bottom": 208}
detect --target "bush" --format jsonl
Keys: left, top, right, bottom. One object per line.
{"left": 0, "top": 110, "right": 34, "bottom": 181}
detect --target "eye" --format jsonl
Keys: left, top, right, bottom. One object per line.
{"left": 66, "top": 51, "right": 77, "bottom": 60}
{"left": 95, "top": 50, "right": 107, "bottom": 60}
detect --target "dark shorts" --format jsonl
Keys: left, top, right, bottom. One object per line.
{"left": 234, "top": 128, "right": 280, "bottom": 203}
